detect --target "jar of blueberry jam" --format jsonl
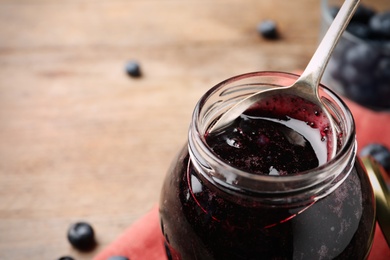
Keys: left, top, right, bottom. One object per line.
{"left": 159, "top": 72, "right": 376, "bottom": 259}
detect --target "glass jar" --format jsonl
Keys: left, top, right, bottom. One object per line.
{"left": 320, "top": 0, "right": 390, "bottom": 111}
{"left": 159, "top": 72, "right": 376, "bottom": 259}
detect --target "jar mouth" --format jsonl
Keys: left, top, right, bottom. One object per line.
{"left": 189, "top": 71, "right": 356, "bottom": 202}
{"left": 321, "top": 0, "right": 390, "bottom": 50}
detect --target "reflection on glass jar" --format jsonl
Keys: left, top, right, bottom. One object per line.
{"left": 159, "top": 72, "right": 376, "bottom": 259}
{"left": 321, "top": 0, "right": 390, "bottom": 111}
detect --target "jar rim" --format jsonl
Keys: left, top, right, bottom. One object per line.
{"left": 189, "top": 71, "right": 357, "bottom": 201}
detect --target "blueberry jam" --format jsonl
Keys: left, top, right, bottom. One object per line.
{"left": 206, "top": 116, "right": 320, "bottom": 176}
{"left": 205, "top": 94, "right": 333, "bottom": 176}
{"left": 160, "top": 154, "right": 374, "bottom": 259}
{"left": 160, "top": 83, "right": 375, "bottom": 259}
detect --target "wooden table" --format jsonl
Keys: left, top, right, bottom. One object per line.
{"left": 0, "top": 0, "right": 324, "bottom": 259}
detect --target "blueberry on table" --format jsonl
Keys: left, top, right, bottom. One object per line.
{"left": 360, "top": 143, "right": 390, "bottom": 172}
{"left": 125, "top": 60, "right": 142, "bottom": 77}
{"left": 369, "top": 11, "right": 390, "bottom": 38}
{"left": 107, "top": 256, "right": 130, "bottom": 260}
{"left": 58, "top": 257, "right": 74, "bottom": 260}
{"left": 67, "top": 221, "right": 96, "bottom": 251}
{"left": 257, "top": 20, "right": 278, "bottom": 39}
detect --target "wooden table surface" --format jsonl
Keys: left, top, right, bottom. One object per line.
{"left": 0, "top": 0, "right": 336, "bottom": 259}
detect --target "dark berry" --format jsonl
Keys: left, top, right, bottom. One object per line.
{"left": 369, "top": 11, "right": 390, "bottom": 38}
{"left": 344, "top": 83, "right": 378, "bottom": 108}
{"left": 107, "top": 256, "right": 129, "bottom": 260}
{"left": 125, "top": 60, "right": 142, "bottom": 77}
{"left": 351, "top": 4, "right": 376, "bottom": 23}
{"left": 58, "top": 257, "right": 74, "bottom": 260}
{"left": 360, "top": 143, "right": 390, "bottom": 172}
{"left": 346, "top": 22, "right": 372, "bottom": 39}
{"left": 341, "top": 63, "right": 373, "bottom": 87}
{"left": 344, "top": 44, "right": 379, "bottom": 69}
{"left": 257, "top": 20, "right": 278, "bottom": 39}
{"left": 329, "top": 4, "right": 374, "bottom": 23}
{"left": 67, "top": 222, "right": 96, "bottom": 251}
{"left": 376, "top": 57, "right": 390, "bottom": 79}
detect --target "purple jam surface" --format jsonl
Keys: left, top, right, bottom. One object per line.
{"left": 206, "top": 94, "right": 335, "bottom": 173}
{"left": 206, "top": 114, "right": 320, "bottom": 176}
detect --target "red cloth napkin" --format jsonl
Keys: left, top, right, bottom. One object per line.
{"left": 94, "top": 99, "right": 390, "bottom": 260}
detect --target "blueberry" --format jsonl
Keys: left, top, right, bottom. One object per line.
{"left": 374, "top": 84, "right": 390, "bottom": 109}
{"left": 346, "top": 22, "right": 372, "bottom": 39}
{"left": 329, "top": 4, "right": 374, "bottom": 23}
{"left": 375, "top": 57, "right": 390, "bottom": 82}
{"left": 360, "top": 143, "right": 390, "bottom": 172}
{"left": 344, "top": 44, "right": 379, "bottom": 69}
{"left": 125, "top": 60, "right": 142, "bottom": 77}
{"left": 351, "top": 4, "right": 376, "bottom": 23}
{"left": 344, "top": 83, "right": 378, "bottom": 107}
{"left": 369, "top": 11, "right": 390, "bottom": 38}
{"left": 107, "top": 256, "right": 130, "bottom": 260}
{"left": 67, "top": 221, "right": 96, "bottom": 251}
{"left": 257, "top": 20, "right": 278, "bottom": 39}
{"left": 341, "top": 63, "right": 374, "bottom": 87}
{"left": 58, "top": 257, "right": 74, "bottom": 260}
{"left": 377, "top": 57, "right": 390, "bottom": 75}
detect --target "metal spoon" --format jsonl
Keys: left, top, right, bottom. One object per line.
{"left": 209, "top": 0, "right": 361, "bottom": 159}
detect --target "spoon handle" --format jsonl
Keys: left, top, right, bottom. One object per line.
{"left": 299, "top": 0, "right": 360, "bottom": 95}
